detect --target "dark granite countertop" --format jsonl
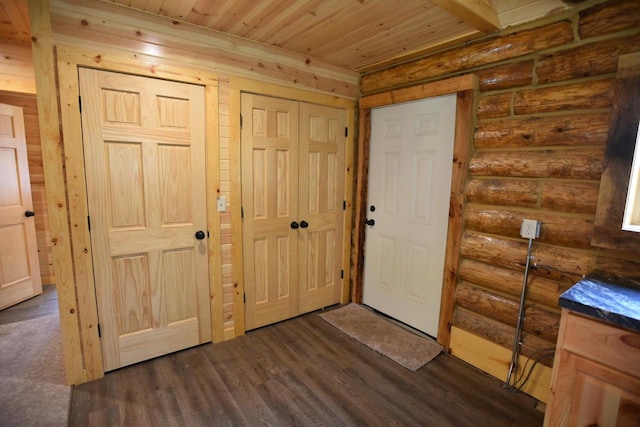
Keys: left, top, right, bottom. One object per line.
{"left": 559, "top": 271, "right": 640, "bottom": 333}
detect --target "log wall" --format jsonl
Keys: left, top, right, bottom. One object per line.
{"left": 360, "top": 0, "right": 640, "bottom": 399}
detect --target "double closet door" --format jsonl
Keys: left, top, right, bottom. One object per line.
{"left": 241, "top": 94, "right": 345, "bottom": 330}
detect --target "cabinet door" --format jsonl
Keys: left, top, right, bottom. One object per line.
{"left": 548, "top": 350, "right": 640, "bottom": 426}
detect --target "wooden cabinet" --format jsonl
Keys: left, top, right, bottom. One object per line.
{"left": 544, "top": 309, "right": 640, "bottom": 426}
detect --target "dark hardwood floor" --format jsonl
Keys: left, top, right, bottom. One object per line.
{"left": 70, "top": 310, "right": 544, "bottom": 427}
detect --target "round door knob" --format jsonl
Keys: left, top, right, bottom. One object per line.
{"left": 300, "top": 220, "right": 309, "bottom": 228}
{"left": 25, "top": 211, "right": 35, "bottom": 217}
{"left": 195, "top": 230, "right": 206, "bottom": 240}
{"left": 366, "top": 218, "right": 375, "bottom": 226}
{"left": 290, "top": 221, "right": 299, "bottom": 229}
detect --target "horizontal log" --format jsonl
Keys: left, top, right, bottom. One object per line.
{"left": 513, "top": 79, "right": 615, "bottom": 115}
{"left": 541, "top": 181, "right": 600, "bottom": 215}
{"left": 458, "top": 258, "right": 573, "bottom": 308}
{"left": 453, "top": 307, "right": 555, "bottom": 367}
{"left": 591, "top": 225, "right": 640, "bottom": 254}
{"left": 579, "top": 0, "right": 640, "bottom": 39}
{"left": 460, "top": 231, "right": 592, "bottom": 280}
{"left": 465, "top": 178, "right": 539, "bottom": 208}
{"left": 474, "top": 112, "right": 610, "bottom": 149}
{"left": 464, "top": 206, "right": 594, "bottom": 249}
{"left": 594, "top": 253, "right": 640, "bottom": 279}
{"left": 476, "top": 92, "right": 511, "bottom": 119}
{"left": 469, "top": 147, "right": 605, "bottom": 180}
{"left": 360, "top": 21, "right": 573, "bottom": 94}
{"left": 476, "top": 60, "right": 534, "bottom": 92}
{"left": 456, "top": 282, "right": 560, "bottom": 343}
{"left": 537, "top": 33, "right": 640, "bottom": 84}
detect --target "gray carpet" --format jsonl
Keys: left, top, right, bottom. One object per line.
{"left": 0, "top": 314, "right": 70, "bottom": 426}
{"left": 320, "top": 303, "right": 443, "bottom": 371}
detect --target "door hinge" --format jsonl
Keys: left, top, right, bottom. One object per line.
{"left": 78, "top": 96, "right": 82, "bottom": 113}
{"left": 87, "top": 215, "right": 91, "bottom": 231}
{"left": 241, "top": 206, "right": 244, "bottom": 220}
{"left": 345, "top": 127, "right": 348, "bottom": 137}
{"left": 97, "top": 323, "right": 101, "bottom": 337}
{"left": 341, "top": 270, "right": 344, "bottom": 279}
{"left": 343, "top": 200, "right": 346, "bottom": 211}
{"left": 243, "top": 293, "right": 246, "bottom": 303}
{"left": 240, "top": 114, "right": 243, "bottom": 129}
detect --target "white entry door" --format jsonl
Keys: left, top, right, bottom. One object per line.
{"left": 79, "top": 69, "right": 211, "bottom": 371}
{"left": 0, "top": 103, "right": 42, "bottom": 310}
{"left": 363, "top": 95, "right": 456, "bottom": 337}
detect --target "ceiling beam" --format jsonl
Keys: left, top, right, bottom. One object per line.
{"left": 431, "top": 0, "right": 500, "bottom": 33}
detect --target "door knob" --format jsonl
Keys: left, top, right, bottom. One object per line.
{"left": 25, "top": 211, "right": 35, "bottom": 217}
{"left": 290, "top": 221, "right": 299, "bottom": 229}
{"left": 195, "top": 230, "right": 206, "bottom": 240}
{"left": 366, "top": 218, "right": 375, "bottom": 226}
{"left": 300, "top": 220, "right": 309, "bottom": 228}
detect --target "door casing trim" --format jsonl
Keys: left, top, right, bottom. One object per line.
{"left": 353, "top": 74, "right": 477, "bottom": 349}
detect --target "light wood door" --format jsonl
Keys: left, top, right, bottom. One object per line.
{"left": 242, "top": 94, "right": 345, "bottom": 329}
{"left": 363, "top": 95, "right": 456, "bottom": 337}
{"left": 79, "top": 69, "right": 211, "bottom": 371}
{"left": 0, "top": 103, "right": 42, "bottom": 310}
{"left": 298, "top": 102, "right": 345, "bottom": 313}
{"left": 241, "top": 94, "right": 299, "bottom": 330}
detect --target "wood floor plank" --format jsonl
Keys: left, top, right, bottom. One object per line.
{"left": 69, "top": 310, "right": 544, "bottom": 427}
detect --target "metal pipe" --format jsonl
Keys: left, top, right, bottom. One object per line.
{"left": 505, "top": 236, "right": 534, "bottom": 388}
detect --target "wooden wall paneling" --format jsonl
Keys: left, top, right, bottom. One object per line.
{"left": 352, "top": 75, "right": 477, "bottom": 349}
{"left": 229, "top": 76, "right": 356, "bottom": 335}
{"left": 205, "top": 85, "right": 224, "bottom": 343}
{"left": 0, "top": 39, "right": 36, "bottom": 94}
{"left": 56, "top": 59, "right": 103, "bottom": 381}
{"left": 50, "top": 0, "right": 359, "bottom": 99}
{"left": 513, "top": 79, "right": 615, "bottom": 115}
{"left": 29, "top": 0, "right": 85, "bottom": 385}
{"left": 450, "top": 325, "right": 552, "bottom": 402}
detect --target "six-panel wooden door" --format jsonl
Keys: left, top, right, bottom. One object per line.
{"left": 363, "top": 95, "right": 456, "bottom": 337}
{"left": 0, "top": 103, "right": 42, "bottom": 310}
{"left": 242, "top": 93, "right": 345, "bottom": 330}
{"left": 79, "top": 68, "right": 211, "bottom": 371}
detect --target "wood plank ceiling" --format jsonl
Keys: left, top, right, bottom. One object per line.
{"left": 0, "top": 0, "right": 574, "bottom": 73}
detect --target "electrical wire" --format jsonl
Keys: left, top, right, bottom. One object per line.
{"left": 508, "top": 347, "right": 556, "bottom": 391}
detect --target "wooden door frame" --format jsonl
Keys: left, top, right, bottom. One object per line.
{"left": 352, "top": 74, "right": 477, "bottom": 349}
{"left": 41, "top": 44, "right": 221, "bottom": 384}
{"left": 228, "top": 77, "right": 356, "bottom": 336}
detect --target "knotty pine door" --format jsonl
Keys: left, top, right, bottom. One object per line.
{"left": 79, "top": 69, "right": 211, "bottom": 371}
{"left": 242, "top": 93, "right": 345, "bottom": 330}
{"left": 0, "top": 103, "right": 42, "bottom": 310}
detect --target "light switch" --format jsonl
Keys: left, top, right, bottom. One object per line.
{"left": 217, "top": 196, "right": 226, "bottom": 212}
